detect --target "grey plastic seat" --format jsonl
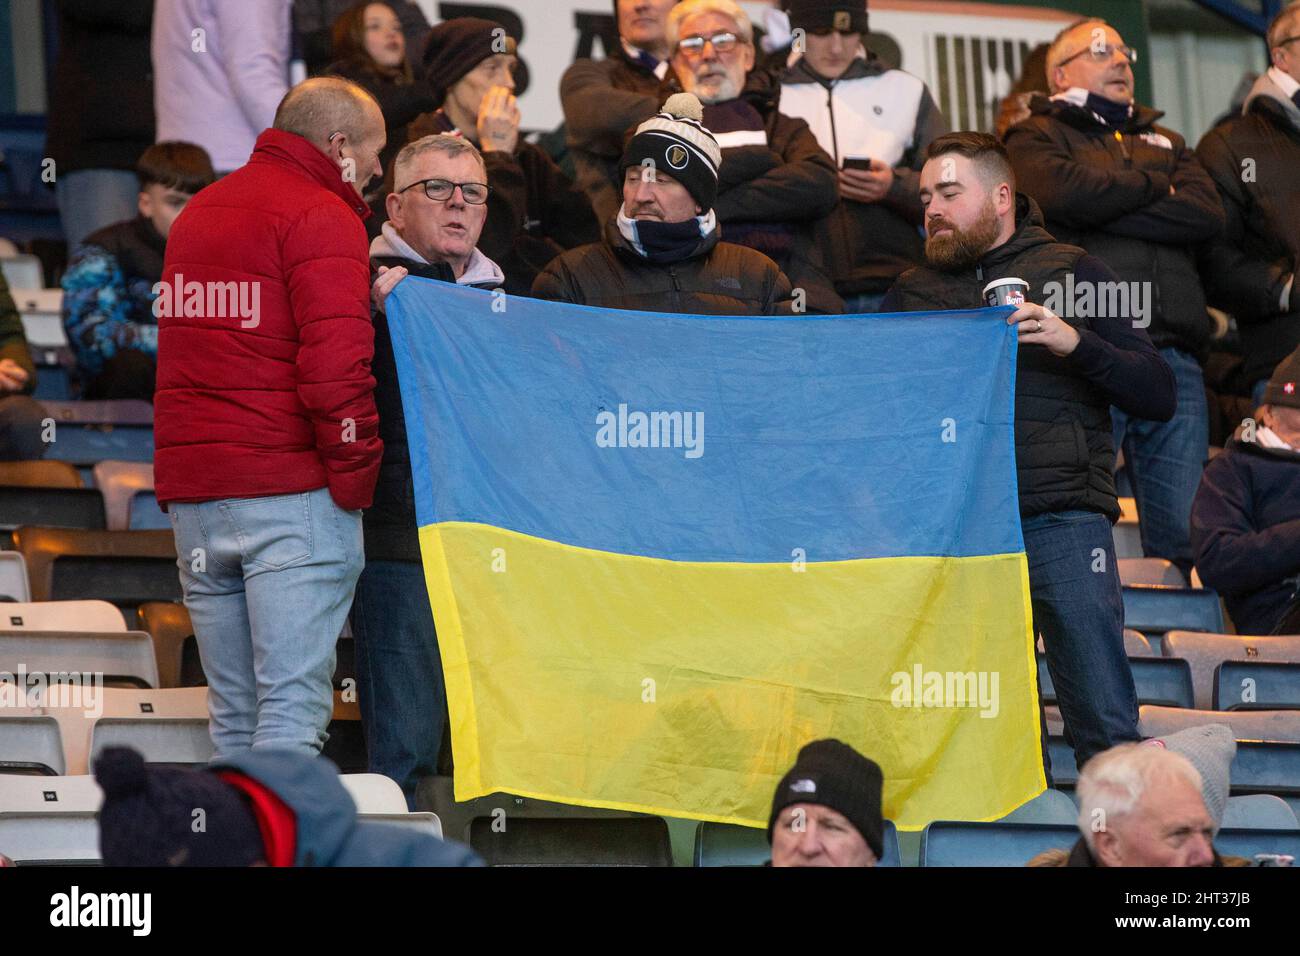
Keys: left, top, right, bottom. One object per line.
{"left": 0, "top": 551, "right": 30, "bottom": 601}
{"left": 1118, "top": 558, "right": 1187, "bottom": 587}
{"left": 358, "top": 812, "right": 443, "bottom": 838}
{"left": 0, "top": 811, "right": 101, "bottom": 864}
{"left": 0, "top": 599, "right": 126, "bottom": 633}
{"left": 1163, "top": 631, "right": 1300, "bottom": 710}
{"left": 0, "top": 715, "right": 65, "bottom": 775}
{"left": 1222, "top": 794, "right": 1299, "bottom": 829}
{"left": 1124, "top": 628, "right": 1154, "bottom": 656}
{"left": 469, "top": 816, "right": 673, "bottom": 866}
{"left": 0, "top": 630, "right": 158, "bottom": 689}
{"left": 0, "top": 773, "right": 101, "bottom": 812}
{"left": 1122, "top": 586, "right": 1225, "bottom": 636}
{"left": 89, "top": 717, "right": 213, "bottom": 769}
{"left": 1138, "top": 704, "right": 1300, "bottom": 742}
{"left": 1216, "top": 661, "right": 1300, "bottom": 711}
{"left": 998, "top": 788, "right": 1078, "bottom": 825}
{"left": 340, "top": 773, "right": 407, "bottom": 814}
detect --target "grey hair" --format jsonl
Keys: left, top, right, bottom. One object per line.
{"left": 1075, "top": 744, "right": 1203, "bottom": 853}
{"left": 1045, "top": 17, "right": 1112, "bottom": 88}
{"left": 392, "top": 134, "right": 486, "bottom": 192}
{"left": 665, "top": 0, "right": 754, "bottom": 49}
{"left": 273, "top": 76, "right": 381, "bottom": 148}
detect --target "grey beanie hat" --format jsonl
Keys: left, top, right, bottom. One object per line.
{"left": 1148, "top": 724, "right": 1236, "bottom": 830}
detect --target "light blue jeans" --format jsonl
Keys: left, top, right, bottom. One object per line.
{"left": 56, "top": 169, "right": 140, "bottom": 250}
{"left": 169, "top": 487, "right": 364, "bottom": 758}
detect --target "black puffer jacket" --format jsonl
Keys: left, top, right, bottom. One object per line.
{"left": 1005, "top": 95, "right": 1224, "bottom": 355}
{"left": 44, "top": 0, "right": 154, "bottom": 174}
{"left": 883, "top": 195, "right": 1175, "bottom": 520}
{"left": 1191, "top": 429, "right": 1300, "bottom": 636}
{"left": 1196, "top": 74, "right": 1300, "bottom": 386}
{"left": 532, "top": 219, "right": 792, "bottom": 315}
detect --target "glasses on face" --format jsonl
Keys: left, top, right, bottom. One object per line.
{"left": 677, "top": 31, "right": 740, "bottom": 58}
{"left": 398, "top": 178, "right": 491, "bottom": 204}
{"left": 1058, "top": 42, "right": 1138, "bottom": 68}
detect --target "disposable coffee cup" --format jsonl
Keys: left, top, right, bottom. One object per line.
{"left": 984, "top": 277, "right": 1029, "bottom": 308}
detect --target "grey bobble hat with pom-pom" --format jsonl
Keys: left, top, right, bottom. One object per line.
{"left": 620, "top": 92, "right": 723, "bottom": 213}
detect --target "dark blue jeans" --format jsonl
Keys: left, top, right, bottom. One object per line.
{"left": 1023, "top": 509, "right": 1140, "bottom": 771}
{"left": 1111, "top": 346, "right": 1207, "bottom": 572}
{"left": 349, "top": 559, "right": 446, "bottom": 809}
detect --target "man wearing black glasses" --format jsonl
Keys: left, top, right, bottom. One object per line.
{"left": 1005, "top": 18, "right": 1225, "bottom": 578}
{"left": 1197, "top": 3, "right": 1300, "bottom": 411}
{"left": 357, "top": 133, "right": 506, "bottom": 808}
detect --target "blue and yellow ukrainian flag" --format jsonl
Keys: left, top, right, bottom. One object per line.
{"left": 386, "top": 280, "right": 1043, "bottom": 830}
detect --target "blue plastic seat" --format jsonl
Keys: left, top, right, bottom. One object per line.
{"left": 1038, "top": 653, "right": 1193, "bottom": 709}
{"left": 920, "top": 821, "right": 1079, "bottom": 866}
{"left": 1122, "top": 585, "right": 1225, "bottom": 636}
{"left": 693, "top": 819, "right": 901, "bottom": 866}
{"left": 1215, "top": 661, "right": 1300, "bottom": 711}
{"left": 38, "top": 401, "right": 154, "bottom": 466}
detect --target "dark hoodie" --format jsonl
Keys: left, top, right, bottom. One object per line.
{"left": 1005, "top": 93, "right": 1224, "bottom": 356}
{"left": 213, "top": 749, "right": 482, "bottom": 866}
{"left": 1196, "top": 71, "right": 1300, "bottom": 386}
{"left": 1190, "top": 425, "right": 1300, "bottom": 635}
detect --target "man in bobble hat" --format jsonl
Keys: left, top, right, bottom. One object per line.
{"left": 533, "top": 91, "right": 793, "bottom": 314}
{"left": 768, "top": 739, "right": 885, "bottom": 867}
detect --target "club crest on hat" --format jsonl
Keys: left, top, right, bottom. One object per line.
{"left": 1286, "top": 382, "right": 1296, "bottom": 395}
{"left": 790, "top": 777, "right": 817, "bottom": 794}
{"left": 834, "top": 10, "right": 851, "bottom": 30}
{"left": 665, "top": 144, "right": 689, "bottom": 170}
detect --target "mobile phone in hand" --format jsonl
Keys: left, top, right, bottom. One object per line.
{"left": 842, "top": 157, "right": 874, "bottom": 171}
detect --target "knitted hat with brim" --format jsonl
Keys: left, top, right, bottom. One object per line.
{"left": 1264, "top": 345, "right": 1300, "bottom": 410}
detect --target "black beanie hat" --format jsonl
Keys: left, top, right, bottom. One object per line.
{"left": 95, "top": 747, "right": 266, "bottom": 866}
{"left": 1264, "top": 345, "right": 1300, "bottom": 410}
{"left": 620, "top": 93, "right": 722, "bottom": 213}
{"left": 788, "top": 0, "right": 869, "bottom": 34}
{"left": 768, "top": 739, "right": 884, "bottom": 858}
{"left": 421, "top": 17, "right": 517, "bottom": 108}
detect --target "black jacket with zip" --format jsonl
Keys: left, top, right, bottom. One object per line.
{"left": 776, "top": 53, "right": 949, "bottom": 296}
{"left": 1005, "top": 94, "right": 1224, "bottom": 355}
{"left": 531, "top": 219, "right": 792, "bottom": 315}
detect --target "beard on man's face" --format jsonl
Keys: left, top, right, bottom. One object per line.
{"left": 924, "top": 199, "right": 1002, "bottom": 272}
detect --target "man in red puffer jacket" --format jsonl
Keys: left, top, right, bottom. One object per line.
{"left": 155, "top": 76, "right": 386, "bottom": 759}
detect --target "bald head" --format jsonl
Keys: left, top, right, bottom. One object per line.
{"left": 274, "top": 77, "right": 387, "bottom": 196}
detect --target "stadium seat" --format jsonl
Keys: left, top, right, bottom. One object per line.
{"left": 0, "top": 252, "right": 42, "bottom": 288}
{"left": 0, "top": 773, "right": 101, "bottom": 812}
{"left": 0, "top": 715, "right": 64, "bottom": 774}
{"left": 998, "top": 788, "right": 1078, "bottom": 825}
{"left": 0, "top": 811, "right": 101, "bottom": 864}
{"left": 136, "top": 601, "right": 196, "bottom": 689}
{"left": 1163, "top": 631, "right": 1300, "bottom": 710}
{"left": 0, "top": 487, "right": 106, "bottom": 530}
{"left": 919, "top": 820, "right": 1300, "bottom": 866}
{"left": 31, "top": 348, "right": 74, "bottom": 401}
{"left": 39, "top": 399, "right": 154, "bottom": 465}
{"left": 0, "top": 630, "right": 158, "bottom": 689}
{"left": 1222, "top": 742, "right": 1300, "bottom": 816}
{"left": 468, "top": 816, "right": 674, "bottom": 866}
{"left": 1138, "top": 704, "right": 1300, "bottom": 743}
{"left": 1118, "top": 558, "right": 1187, "bottom": 588}
{"left": 1112, "top": 497, "right": 1141, "bottom": 559}
{"left": 1124, "top": 628, "right": 1154, "bottom": 657}
{"left": 340, "top": 773, "right": 408, "bottom": 814}
{"left": 0, "top": 551, "right": 30, "bottom": 601}
{"left": 12, "top": 527, "right": 179, "bottom": 613}
{"left": 92, "top": 461, "right": 156, "bottom": 531}
{"left": 1215, "top": 661, "right": 1300, "bottom": 711}
{"left": 358, "top": 812, "right": 443, "bottom": 838}
{"left": 0, "top": 599, "right": 126, "bottom": 632}
{"left": 920, "top": 821, "right": 1079, "bottom": 866}
{"left": 90, "top": 717, "right": 212, "bottom": 770}
{"left": 0, "top": 460, "right": 82, "bottom": 488}
{"left": 127, "top": 491, "right": 169, "bottom": 530}
{"left": 691, "top": 819, "right": 902, "bottom": 867}
{"left": 1038, "top": 654, "right": 1193, "bottom": 708}
{"left": 1121, "top": 585, "right": 1226, "bottom": 637}
{"left": 1222, "top": 795, "right": 1299, "bottom": 830}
